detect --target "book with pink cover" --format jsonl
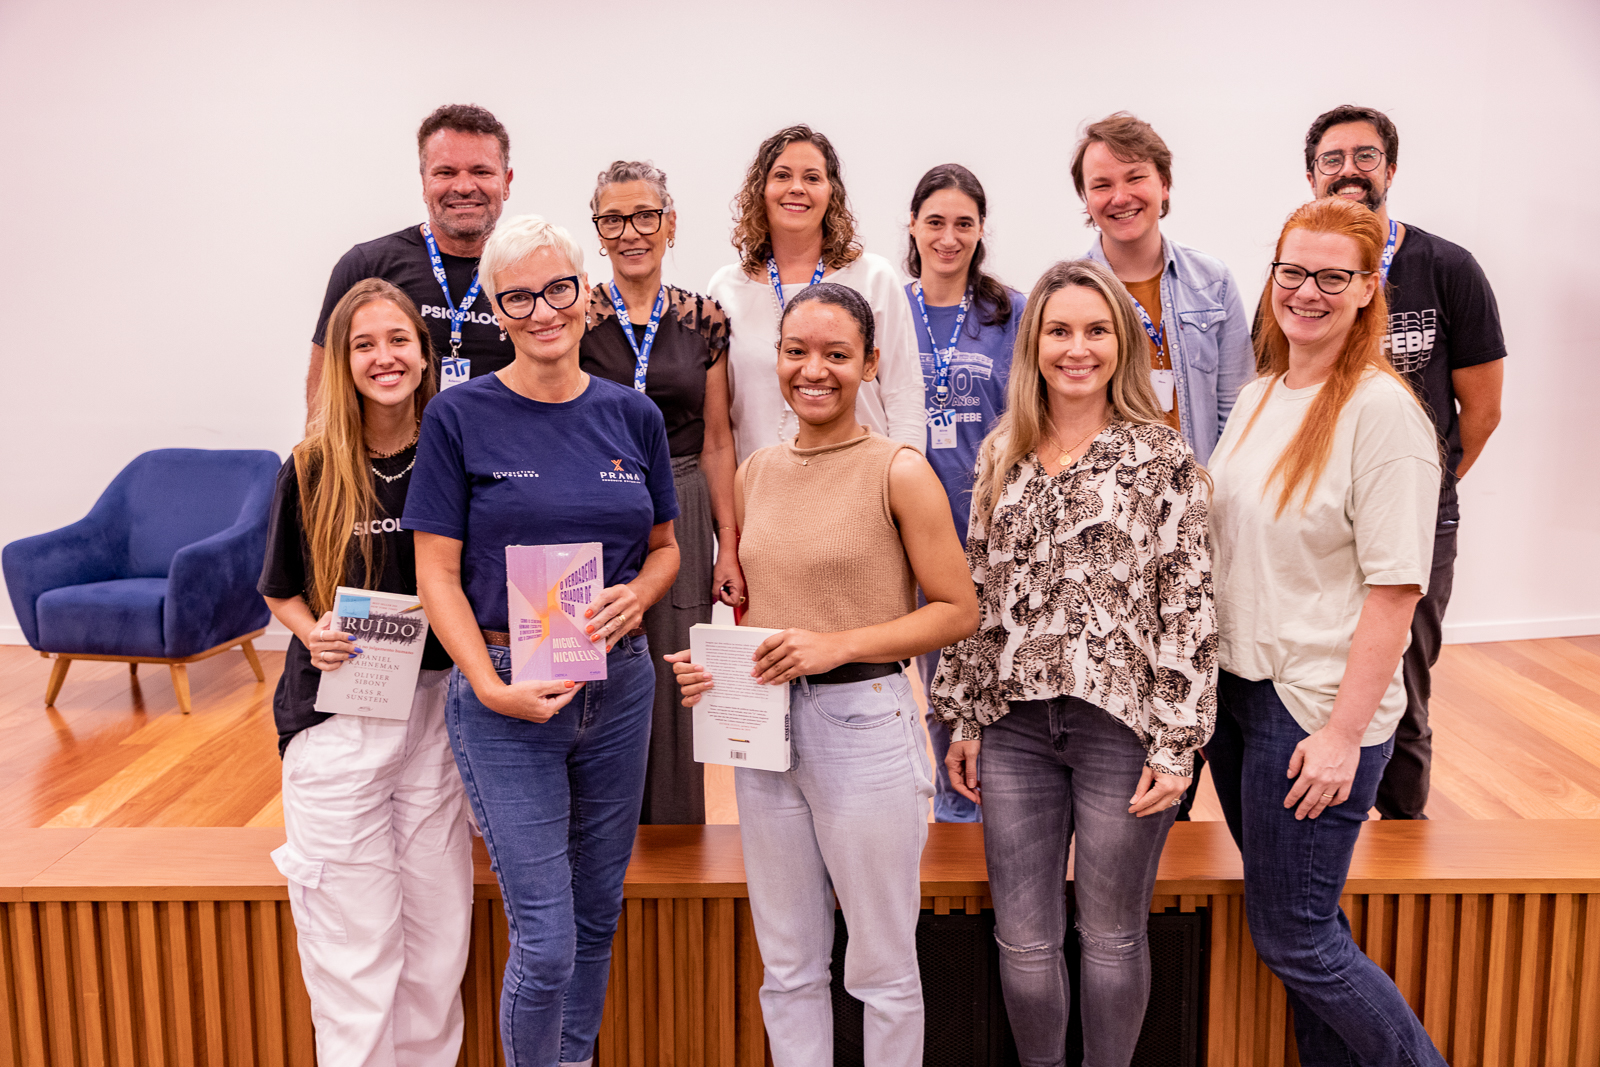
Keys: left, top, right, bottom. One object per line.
{"left": 506, "top": 543, "right": 607, "bottom": 683}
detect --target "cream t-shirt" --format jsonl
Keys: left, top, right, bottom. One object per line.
{"left": 1208, "top": 370, "right": 1440, "bottom": 744}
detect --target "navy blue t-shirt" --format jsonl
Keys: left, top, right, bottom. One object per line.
{"left": 905, "top": 284, "right": 1026, "bottom": 543}
{"left": 402, "top": 372, "right": 679, "bottom": 630}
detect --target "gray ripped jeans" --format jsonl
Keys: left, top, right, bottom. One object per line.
{"left": 980, "top": 696, "right": 1177, "bottom": 1067}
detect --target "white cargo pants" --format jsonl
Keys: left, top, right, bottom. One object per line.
{"left": 272, "top": 669, "right": 472, "bottom": 1067}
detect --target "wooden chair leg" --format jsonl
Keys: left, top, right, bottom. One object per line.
{"left": 130, "top": 662, "right": 138, "bottom": 676}
{"left": 240, "top": 640, "right": 265, "bottom": 683}
{"left": 45, "top": 657, "right": 72, "bottom": 706}
{"left": 170, "top": 664, "right": 192, "bottom": 714}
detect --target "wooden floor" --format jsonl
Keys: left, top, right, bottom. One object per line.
{"left": 3, "top": 635, "right": 1599, "bottom": 830}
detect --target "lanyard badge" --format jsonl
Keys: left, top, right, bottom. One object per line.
{"left": 912, "top": 281, "right": 970, "bottom": 409}
{"left": 766, "top": 257, "right": 826, "bottom": 312}
{"left": 609, "top": 282, "right": 666, "bottom": 392}
{"left": 421, "top": 223, "right": 483, "bottom": 388}
{"left": 1379, "top": 218, "right": 1398, "bottom": 285}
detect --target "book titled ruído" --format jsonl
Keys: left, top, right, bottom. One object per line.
{"left": 689, "top": 623, "right": 790, "bottom": 772}
{"left": 313, "top": 587, "right": 429, "bottom": 720}
{"left": 507, "top": 543, "right": 608, "bottom": 683}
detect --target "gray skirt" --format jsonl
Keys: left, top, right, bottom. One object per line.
{"left": 639, "top": 454, "right": 714, "bottom": 823}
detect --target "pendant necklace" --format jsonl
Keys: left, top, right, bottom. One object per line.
{"left": 1043, "top": 420, "right": 1104, "bottom": 468}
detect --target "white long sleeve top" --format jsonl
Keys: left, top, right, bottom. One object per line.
{"left": 707, "top": 251, "right": 926, "bottom": 465}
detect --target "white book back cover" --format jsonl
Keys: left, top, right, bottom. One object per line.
{"left": 313, "top": 587, "right": 428, "bottom": 720}
{"left": 689, "top": 623, "right": 790, "bottom": 771}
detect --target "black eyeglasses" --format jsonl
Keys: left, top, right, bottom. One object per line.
{"left": 592, "top": 209, "right": 667, "bottom": 240}
{"left": 495, "top": 276, "right": 582, "bottom": 318}
{"left": 1314, "top": 147, "right": 1386, "bottom": 175}
{"left": 1271, "top": 262, "right": 1372, "bottom": 295}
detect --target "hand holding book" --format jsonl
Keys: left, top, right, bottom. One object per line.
{"left": 305, "top": 609, "right": 361, "bottom": 672}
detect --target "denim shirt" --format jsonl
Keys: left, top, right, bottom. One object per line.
{"left": 1086, "top": 235, "right": 1255, "bottom": 464}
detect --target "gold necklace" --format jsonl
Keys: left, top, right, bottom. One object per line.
{"left": 1042, "top": 420, "right": 1104, "bottom": 467}
{"left": 367, "top": 420, "right": 419, "bottom": 459}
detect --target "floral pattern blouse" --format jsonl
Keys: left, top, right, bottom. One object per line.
{"left": 930, "top": 421, "right": 1218, "bottom": 775}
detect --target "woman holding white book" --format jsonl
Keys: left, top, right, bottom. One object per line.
{"left": 668, "top": 282, "right": 978, "bottom": 1067}
{"left": 258, "top": 277, "right": 471, "bottom": 1067}
{"left": 405, "top": 215, "right": 680, "bottom": 1067}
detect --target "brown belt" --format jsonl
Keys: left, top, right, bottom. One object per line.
{"left": 482, "top": 626, "right": 644, "bottom": 648}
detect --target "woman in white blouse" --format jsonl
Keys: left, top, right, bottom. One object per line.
{"left": 1205, "top": 197, "right": 1444, "bottom": 1065}
{"left": 931, "top": 259, "right": 1215, "bottom": 1067}
{"left": 708, "top": 125, "right": 924, "bottom": 464}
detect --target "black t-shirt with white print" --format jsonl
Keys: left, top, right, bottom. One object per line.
{"left": 1384, "top": 223, "right": 1507, "bottom": 522}
{"left": 258, "top": 449, "right": 452, "bottom": 755}
{"left": 312, "top": 224, "right": 515, "bottom": 380}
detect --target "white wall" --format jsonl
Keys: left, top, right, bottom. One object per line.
{"left": 2, "top": 0, "right": 1596, "bottom": 649}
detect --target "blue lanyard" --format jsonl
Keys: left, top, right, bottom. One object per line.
{"left": 766, "top": 257, "right": 826, "bottom": 311}
{"left": 420, "top": 223, "right": 483, "bottom": 360}
{"left": 1128, "top": 293, "right": 1165, "bottom": 355}
{"left": 912, "top": 281, "right": 970, "bottom": 408}
{"left": 609, "top": 283, "right": 666, "bottom": 392}
{"left": 1379, "top": 218, "right": 1399, "bottom": 284}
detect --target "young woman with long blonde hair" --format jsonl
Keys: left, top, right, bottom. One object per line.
{"left": 259, "top": 278, "right": 471, "bottom": 1066}
{"left": 931, "top": 259, "right": 1215, "bottom": 1066}
{"left": 1205, "top": 197, "right": 1446, "bottom": 1065}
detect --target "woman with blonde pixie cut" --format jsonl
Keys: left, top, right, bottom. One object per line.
{"left": 405, "top": 215, "right": 680, "bottom": 1066}
{"left": 932, "top": 260, "right": 1216, "bottom": 1066}
{"left": 1205, "top": 197, "right": 1445, "bottom": 1065}
{"left": 259, "top": 278, "right": 473, "bottom": 1066}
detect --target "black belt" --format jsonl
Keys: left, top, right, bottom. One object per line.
{"left": 804, "top": 660, "right": 907, "bottom": 686}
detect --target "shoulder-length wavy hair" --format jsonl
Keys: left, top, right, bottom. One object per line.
{"left": 1232, "top": 197, "right": 1417, "bottom": 517}
{"left": 294, "top": 278, "right": 435, "bottom": 616}
{"left": 730, "top": 125, "right": 862, "bottom": 275}
{"left": 971, "top": 259, "right": 1167, "bottom": 519}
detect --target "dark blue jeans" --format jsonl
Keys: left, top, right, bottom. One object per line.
{"left": 446, "top": 636, "right": 653, "bottom": 1067}
{"left": 981, "top": 696, "right": 1177, "bottom": 1067}
{"left": 1205, "top": 671, "right": 1445, "bottom": 1067}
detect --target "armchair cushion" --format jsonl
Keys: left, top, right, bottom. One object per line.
{"left": 36, "top": 578, "right": 168, "bottom": 658}
{"left": 4, "top": 448, "right": 281, "bottom": 657}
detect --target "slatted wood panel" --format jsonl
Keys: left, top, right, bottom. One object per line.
{"left": 1, "top": 899, "right": 313, "bottom": 1067}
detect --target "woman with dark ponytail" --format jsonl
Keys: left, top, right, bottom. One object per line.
{"left": 903, "top": 164, "right": 1026, "bottom": 823}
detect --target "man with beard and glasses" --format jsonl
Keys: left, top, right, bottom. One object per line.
{"left": 1303, "top": 104, "right": 1507, "bottom": 821}
{"left": 305, "top": 104, "right": 515, "bottom": 416}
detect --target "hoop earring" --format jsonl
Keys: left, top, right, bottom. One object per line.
{"left": 599, "top": 247, "right": 609, "bottom": 257}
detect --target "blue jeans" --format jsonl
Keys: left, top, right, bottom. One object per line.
{"left": 1205, "top": 671, "right": 1446, "bottom": 1067}
{"left": 981, "top": 696, "right": 1177, "bottom": 1067}
{"left": 918, "top": 649, "right": 981, "bottom": 823}
{"left": 734, "top": 672, "right": 933, "bottom": 1067}
{"left": 445, "top": 636, "right": 653, "bottom": 1067}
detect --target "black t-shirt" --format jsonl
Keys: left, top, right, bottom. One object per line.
{"left": 1384, "top": 223, "right": 1507, "bottom": 522}
{"left": 312, "top": 224, "right": 515, "bottom": 380}
{"left": 579, "top": 284, "right": 729, "bottom": 457}
{"left": 258, "top": 448, "right": 453, "bottom": 755}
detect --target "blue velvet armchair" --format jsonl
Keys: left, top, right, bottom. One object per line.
{"left": 3, "top": 448, "right": 281, "bottom": 713}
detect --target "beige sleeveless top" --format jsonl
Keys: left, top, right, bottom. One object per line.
{"left": 739, "top": 432, "right": 918, "bottom": 634}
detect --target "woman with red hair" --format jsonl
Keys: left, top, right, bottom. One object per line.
{"left": 1205, "top": 197, "right": 1446, "bottom": 1064}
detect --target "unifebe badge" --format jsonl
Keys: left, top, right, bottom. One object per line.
{"left": 506, "top": 543, "right": 607, "bottom": 683}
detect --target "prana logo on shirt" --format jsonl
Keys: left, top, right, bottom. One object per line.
{"left": 601, "top": 459, "right": 642, "bottom": 484}
{"left": 1382, "top": 309, "right": 1437, "bottom": 374}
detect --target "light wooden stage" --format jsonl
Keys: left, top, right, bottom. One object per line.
{"left": 3, "top": 637, "right": 1600, "bottom": 1067}
{"left": 4, "top": 636, "right": 1599, "bottom": 830}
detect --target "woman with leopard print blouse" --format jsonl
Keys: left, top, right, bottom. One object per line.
{"left": 930, "top": 259, "right": 1216, "bottom": 1067}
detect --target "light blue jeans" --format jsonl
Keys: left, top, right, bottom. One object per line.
{"left": 734, "top": 671, "right": 934, "bottom": 1067}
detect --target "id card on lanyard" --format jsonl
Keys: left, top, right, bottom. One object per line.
{"left": 913, "top": 281, "right": 970, "bottom": 449}
{"left": 609, "top": 282, "right": 666, "bottom": 392}
{"left": 422, "top": 223, "right": 483, "bottom": 389}
{"left": 1127, "top": 290, "right": 1175, "bottom": 413}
